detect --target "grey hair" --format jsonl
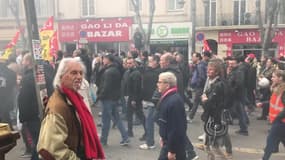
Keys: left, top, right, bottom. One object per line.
{"left": 53, "top": 57, "right": 86, "bottom": 88}
{"left": 159, "top": 72, "right": 177, "bottom": 87}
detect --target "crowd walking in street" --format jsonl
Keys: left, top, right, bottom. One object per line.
{"left": 1, "top": 47, "right": 285, "bottom": 160}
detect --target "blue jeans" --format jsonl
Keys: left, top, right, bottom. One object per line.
{"left": 100, "top": 100, "right": 128, "bottom": 144}
{"left": 189, "top": 88, "right": 203, "bottom": 119}
{"left": 145, "top": 106, "right": 158, "bottom": 146}
{"left": 263, "top": 121, "right": 285, "bottom": 160}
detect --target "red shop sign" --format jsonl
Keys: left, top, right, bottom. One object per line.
{"left": 219, "top": 29, "right": 261, "bottom": 44}
{"left": 219, "top": 29, "right": 285, "bottom": 45}
{"left": 58, "top": 17, "right": 133, "bottom": 42}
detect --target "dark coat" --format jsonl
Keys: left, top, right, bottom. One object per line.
{"left": 227, "top": 66, "right": 244, "bottom": 101}
{"left": 162, "top": 65, "right": 184, "bottom": 97}
{"left": 247, "top": 63, "right": 257, "bottom": 90}
{"left": 158, "top": 91, "right": 187, "bottom": 154}
{"left": 126, "top": 67, "right": 142, "bottom": 101}
{"left": 0, "top": 63, "right": 16, "bottom": 113}
{"left": 97, "top": 64, "right": 121, "bottom": 101}
{"left": 121, "top": 69, "right": 130, "bottom": 97}
{"left": 141, "top": 66, "right": 161, "bottom": 101}
{"left": 202, "top": 77, "right": 225, "bottom": 124}
{"left": 18, "top": 69, "right": 40, "bottom": 122}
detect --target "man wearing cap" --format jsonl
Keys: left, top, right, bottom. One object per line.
{"left": 97, "top": 53, "right": 129, "bottom": 146}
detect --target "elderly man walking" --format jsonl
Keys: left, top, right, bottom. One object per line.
{"left": 37, "top": 58, "right": 105, "bottom": 160}
{"left": 157, "top": 72, "right": 187, "bottom": 160}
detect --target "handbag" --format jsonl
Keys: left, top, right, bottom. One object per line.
{"left": 204, "top": 112, "right": 229, "bottom": 137}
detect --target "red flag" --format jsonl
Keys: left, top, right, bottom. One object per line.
{"left": 1, "top": 29, "right": 22, "bottom": 59}
{"left": 40, "top": 16, "right": 54, "bottom": 31}
{"left": 50, "top": 31, "right": 59, "bottom": 58}
{"left": 202, "top": 40, "right": 212, "bottom": 52}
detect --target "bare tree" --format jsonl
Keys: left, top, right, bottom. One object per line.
{"left": 131, "top": 0, "right": 155, "bottom": 52}
{"left": 9, "top": 0, "right": 27, "bottom": 50}
{"left": 256, "top": 0, "right": 281, "bottom": 57}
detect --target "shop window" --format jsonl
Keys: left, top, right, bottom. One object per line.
{"left": 35, "top": 0, "right": 54, "bottom": 17}
{"left": 168, "top": 0, "right": 184, "bottom": 11}
{"left": 82, "top": 0, "right": 95, "bottom": 17}
{"left": 129, "top": 0, "right": 142, "bottom": 11}
{"left": 233, "top": 0, "right": 246, "bottom": 25}
{"left": 204, "top": 0, "right": 216, "bottom": 26}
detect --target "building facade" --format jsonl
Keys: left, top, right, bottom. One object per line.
{"left": 0, "top": 0, "right": 284, "bottom": 58}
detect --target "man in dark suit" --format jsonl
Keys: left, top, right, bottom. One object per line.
{"left": 157, "top": 72, "right": 187, "bottom": 160}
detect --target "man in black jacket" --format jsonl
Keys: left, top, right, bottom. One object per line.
{"left": 227, "top": 56, "right": 248, "bottom": 136}
{"left": 97, "top": 53, "right": 129, "bottom": 146}
{"left": 139, "top": 55, "right": 161, "bottom": 149}
{"left": 18, "top": 53, "right": 41, "bottom": 160}
{"left": 125, "top": 57, "right": 146, "bottom": 139}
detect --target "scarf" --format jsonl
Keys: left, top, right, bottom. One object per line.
{"left": 160, "top": 87, "right": 178, "bottom": 102}
{"left": 61, "top": 85, "right": 105, "bottom": 160}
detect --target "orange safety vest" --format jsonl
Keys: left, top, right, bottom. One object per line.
{"left": 269, "top": 93, "right": 285, "bottom": 123}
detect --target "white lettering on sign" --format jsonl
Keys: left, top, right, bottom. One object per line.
{"left": 246, "top": 37, "right": 261, "bottom": 43}
{"left": 61, "top": 25, "right": 75, "bottom": 31}
{"left": 275, "top": 31, "right": 284, "bottom": 36}
{"left": 220, "top": 38, "right": 232, "bottom": 43}
{"left": 115, "top": 23, "right": 129, "bottom": 28}
{"left": 87, "top": 30, "right": 122, "bottom": 37}
{"left": 81, "top": 23, "right": 101, "bottom": 29}
{"left": 103, "top": 24, "right": 112, "bottom": 28}
{"left": 237, "top": 31, "right": 256, "bottom": 37}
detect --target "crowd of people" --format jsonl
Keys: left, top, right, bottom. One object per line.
{"left": 0, "top": 47, "right": 285, "bottom": 160}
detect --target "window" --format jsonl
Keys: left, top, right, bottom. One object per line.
{"left": 129, "top": 0, "right": 142, "bottom": 11}
{"left": 0, "top": 0, "right": 14, "bottom": 18}
{"left": 168, "top": 0, "right": 184, "bottom": 11}
{"left": 233, "top": 0, "right": 246, "bottom": 25}
{"left": 204, "top": 0, "right": 216, "bottom": 26}
{"left": 82, "top": 0, "right": 95, "bottom": 17}
{"left": 35, "top": 0, "right": 54, "bottom": 17}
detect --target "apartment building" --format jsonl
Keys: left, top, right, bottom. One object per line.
{"left": 0, "top": 0, "right": 284, "bottom": 58}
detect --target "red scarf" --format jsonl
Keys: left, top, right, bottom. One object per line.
{"left": 61, "top": 85, "right": 105, "bottom": 159}
{"left": 160, "top": 86, "right": 178, "bottom": 101}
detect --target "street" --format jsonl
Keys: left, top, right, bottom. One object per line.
{"left": 6, "top": 107, "right": 285, "bottom": 160}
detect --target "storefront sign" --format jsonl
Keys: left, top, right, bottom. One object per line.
{"left": 218, "top": 29, "right": 285, "bottom": 56}
{"left": 133, "top": 22, "right": 191, "bottom": 40}
{"left": 219, "top": 30, "right": 261, "bottom": 44}
{"left": 58, "top": 17, "right": 133, "bottom": 42}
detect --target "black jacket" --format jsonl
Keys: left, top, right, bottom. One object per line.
{"left": 202, "top": 77, "right": 225, "bottom": 123}
{"left": 227, "top": 66, "right": 244, "bottom": 101}
{"left": 126, "top": 67, "right": 142, "bottom": 101}
{"left": 18, "top": 69, "right": 40, "bottom": 122}
{"left": 158, "top": 91, "right": 187, "bottom": 154}
{"left": 141, "top": 66, "right": 161, "bottom": 101}
{"left": 162, "top": 65, "right": 184, "bottom": 97}
{"left": 97, "top": 64, "right": 122, "bottom": 101}
{"left": 0, "top": 63, "right": 16, "bottom": 112}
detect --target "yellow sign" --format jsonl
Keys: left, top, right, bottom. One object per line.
{"left": 40, "top": 30, "right": 54, "bottom": 61}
